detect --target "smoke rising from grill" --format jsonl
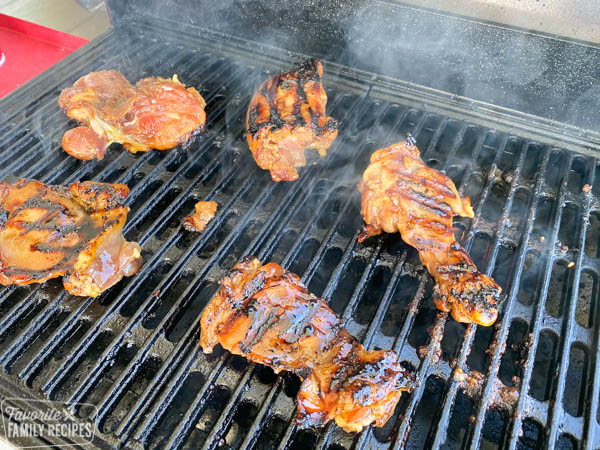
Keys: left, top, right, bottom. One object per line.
{"left": 114, "top": 0, "right": 600, "bottom": 135}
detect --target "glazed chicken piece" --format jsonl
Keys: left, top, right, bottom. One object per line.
{"left": 0, "top": 179, "right": 143, "bottom": 297}
{"left": 183, "top": 201, "right": 217, "bottom": 232}
{"left": 246, "top": 59, "right": 338, "bottom": 182}
{"left": 59, "top": 70, "right": 206, "bottom": 160}
{"left": 200, "top": 257, "right": 414, "bottom": 433}
{"left": 358, "top": 137, "right": 502, "bottom": 326}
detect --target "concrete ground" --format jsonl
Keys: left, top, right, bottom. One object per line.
{"left": 0, "top": 0, "right": 110, "bottom": 40}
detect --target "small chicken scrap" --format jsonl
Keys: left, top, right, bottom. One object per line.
{"left": 183, "top": 201, "right": 217, "bottom": 232}
{"left": 358, "top": 137, "right": 502, "bottom": 326}
{"left": 246, "top": 59, "right": 338, "bottom": 182}
{"left": 0, "top": 179, "right": 142, "bottom": 297}
{"left": 200, "top": 257, "right": 414, "bottom": 433}
{"left": 59, "top": 70, "right": 206, "bottom": 160}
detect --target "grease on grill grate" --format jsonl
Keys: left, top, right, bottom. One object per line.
{"left": 0, "top": 25, "right": 599, "bottom": 450}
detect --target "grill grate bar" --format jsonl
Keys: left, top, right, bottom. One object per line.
{"left": 0, "top": 290, "right": 71, "bottom": 369}
{"left": 129, "top": 342, "right": 217, "bottom": 443}
{"left": 506, "top": 149, "right": 573, "bottom": 449}
{"left": 546, "top": 157, "right": 596, "bottom": 446}
{"left": 390, "top": 124, "right": 484, "bottom": 450}
{"left": 429, "top": 140, "right": 538, "bottom": 448}
{"left": 585, "top": 309, "right": 600, "bottom": 446}
{"left": 0, "top": 289, "right": 43, "bottom": 338}
{"left": 238, "top": 377, "right": 284, "bottom": 449}
{"left": 154, "top": 352, "right": 231, "bottom": 448}
{"left": 391, "top": 276, "right": 431, "bottom": 359}
{"left": 299, "top": 191, "right": 359, "bottom": 285}
{"left": 459, "top": 139, "right": 533, "bottom": 445}
{"left": 0, "top": 302, "right": 64, "bottom": 369}
{"left": 200, "top": 366, "right": 256, "bottom": 450}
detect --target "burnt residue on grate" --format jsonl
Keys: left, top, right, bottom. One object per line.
{"left": 0, "top": 23, "right": 599, "bottom": 450}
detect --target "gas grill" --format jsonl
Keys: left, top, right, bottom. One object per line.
{"left": 1, "top": 1, "right": 600, "bottom": 448}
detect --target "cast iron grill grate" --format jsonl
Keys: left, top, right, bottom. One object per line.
{"left": 0, "top": 20, "right": 599, "bottom": 450}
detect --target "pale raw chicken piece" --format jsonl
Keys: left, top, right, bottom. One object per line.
{"left": 59, "top": 70, "right": 206, "bottom": 160}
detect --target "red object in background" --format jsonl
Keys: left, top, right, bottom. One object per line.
{"left": 0, "top": 14, "right": 89, "bottom": 98}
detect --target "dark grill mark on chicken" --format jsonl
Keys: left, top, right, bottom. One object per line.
{"left": 246, "top": 59, "right": 338, "bottom": 182}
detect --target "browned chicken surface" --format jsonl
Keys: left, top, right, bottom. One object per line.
{"left": 0, "top": 179, "right": 142, "bottom": 297}
{"left": 200, "top": 257, "right": 414, "bottom": 433}
{"left": 246, "top": 59, "right": 338, "bottom": 182}
{"left": 183, "top": 201, "right": 217, "bottom": 232}
{"left": 358, "top": 137, "right": 502, "bottom": 326}
{"left": 59, "top": 70, "right": 206, "bottom": 160}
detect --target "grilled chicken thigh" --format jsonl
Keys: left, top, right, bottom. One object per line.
{"left": 59, "top": 70, "right": 206, "bottom": 160}
{"left": 358, "top": 137, "right": 502, "bottom": 326}
{"left": 0, "top": 179, "right": 142, "bottom": 296}
{"left": 200, "top": 257, "right": 414, "bottom": 433}
{"left": 183, "top": 201, "right": 217, "bottom": 232}
{"left": 246, "top": 59, "right": 338, "bottom": 182}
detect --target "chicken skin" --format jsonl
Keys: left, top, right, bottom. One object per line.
{"left": 0, "top": 179, "right": 142, "bottom": 297}
{"left": 59, "top": 70, "right": 206, "bottom": 160}
{"left": 246, "top": 59, "right": 338, "bottom": 182}
{"left": 200, "top": 257, "right": 414, "bottom": 433}
{"left": 358, "top": 137, "right": 502, "bottom": 326}
{"left": 182, "top": 201, "right": 217, "bottom": 232}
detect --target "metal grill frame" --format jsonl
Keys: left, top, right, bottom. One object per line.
{"left": 0, "top": 17, "right": 599, "bottom": 450}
